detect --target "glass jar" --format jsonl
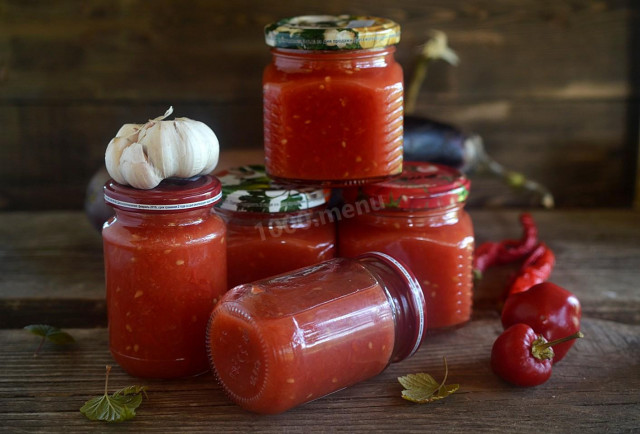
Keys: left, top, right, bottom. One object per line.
{"left": 263, "top": 15, "right": 404, "bottom": 187}
{"left": 102, "top": 176, "right": 227, "bottom": 378}
{"left": 215, "top": 165, "right": 336, "bottom": 288}
{"left": 207, "top": 252, "right": 425, "bottom": 414}
{"left": 338, "top": 162, "right": 474, "bottom": 330}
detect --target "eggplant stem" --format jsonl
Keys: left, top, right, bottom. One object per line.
{"left": 405, "top": 30, "right": 459, "bottom": 115}
{"left": 405, "top": 31, "right": 554, "bottom": 209}
{"left": 469, "top": 136, "right": 555, "bottom": 208}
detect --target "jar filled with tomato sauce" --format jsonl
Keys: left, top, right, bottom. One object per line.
{"left": 102, "top": 176, "right": 227, "bottom": 378}
{"left": 338, "top": 162, "right": 474, "bottom": 331}
{"left": 263, "top": 15, "right": 404, "bottom": 187}
{"left": 214, "top": 165, "right": 336, "bottom": 288}
{"left": 207, "top": 252, "right": 425, "bottom": 414}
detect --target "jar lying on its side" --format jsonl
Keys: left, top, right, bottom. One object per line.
{"left": 103, "top": 176, "right": 227, "bottom": 378}
{"left": 339, "top": 162, "right": 474, "bottom": 331}
{"left": 215, "top": 165, "right": 336, "bottom": 288}
{"left": 263, "top": 15, "right": 404, "bottom": 187}
{"left": 207, "top": 252, "right": 425, "bottom": 414}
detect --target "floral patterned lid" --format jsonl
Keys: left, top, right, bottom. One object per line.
{"left": 362, "top": 162, "right": 470, "bottom": 210}
{"left": 264, "top": 15, "right": 401, "bottom": 50}
{"left": 216, "top": 165, "right": 329, "bottom": 213}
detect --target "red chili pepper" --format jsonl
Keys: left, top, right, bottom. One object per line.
{"left": 473, "top": 213, "right": 539, "bottom": 277}
{"left": 493, "top": 213, "right": 538, "bottom": 264}
{"left": 501, "top": 282, "right": 582, "bottom": 363}
{"left": 472, "top": 242, "right": 500, "bottom": 277}
{"left": 491, "top": 323, "right": 584, "bottom": 387}
{"left": 506, "top": 242, "right": 555, "bottom": 296}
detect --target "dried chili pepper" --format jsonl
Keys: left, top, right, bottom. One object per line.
{"left": 473, "top": 213, "right": 539, "bottom": 277}
{"left": 494, "top": 213, "right": 538, "bottom": 264}
{"left": 472, "top": 242, "right": 500, "bottom": 279}
{"left": 506, "top": 242, "right": 556, "bottom": 296}
{"left": 491, "top": 323, "right": 584, "bottom": 387}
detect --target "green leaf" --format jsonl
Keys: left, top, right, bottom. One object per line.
{"left": 236, "top": 191, "right": 271, "bottom": 212}
{"left": 80, "top": 366, "right": 147, "bottom": 423}
{"left": 279, "top": 193, "right": 304, "bottom": 212}
{"left": 398, "top": 373, "right": 441, "bottom": 401}
{"left": 384, "top": 192, "right": 402, "bottom": 209}
{"left": 437, "top": 384, "right": 460, "bottom": 398}
{"left": 114, "top": 385, "right": 148, "bottom": 397}
{"left": 398, "top": 357, "right": 459, "bottom": 404}
{"left": 80, "top": 394, "right": 140, "bottom": 423}
{"left": 25, "top": 324, "right": 75, "bottom": 355}
{"left": 24, "top": 324, "right": 75, "bottom": 344}
{"left": 457, "top": 185, "right": 470, "bottom": 202}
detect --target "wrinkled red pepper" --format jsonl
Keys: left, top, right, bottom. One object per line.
{"left": 491, "top": 323, "right": 584, "bottom": 387}
{"left": 506, "top": 242, "right": 556, "bottom": 296}
{"left": 473, "top": 213, "right": 539, "bottom": 277}
{"left": 494, "top": 213, "right": 539, "bottom": 263}
{"left": 501, "top": 282, "right": 582, "bottom": 363}
{"left": 473, "top": 242, "right": 500, "bottom": 277}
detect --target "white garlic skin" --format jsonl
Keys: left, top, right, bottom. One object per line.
{"left": 105, "top": 108, "right": 219, "bottom": 189}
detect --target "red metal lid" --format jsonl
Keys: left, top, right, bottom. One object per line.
{"left": 104, "top": 175, "right": 222, "bottom": 212}
{"left": 362, "top": 162, "right": 470, "bottom": 210}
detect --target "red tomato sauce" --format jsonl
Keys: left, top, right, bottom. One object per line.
{"left": 339, "top": 207, "right": 474, "bottom": 330}
{"left": 207, "top": 258, "right": 396, "bottom": 414}
{"left": 263, "top": 47, "right": 403, "bottom": 186}
{"left": 217, "top": 209, "right": 336, "bottom": 288}
{"left": 103, "top": 209, "right": 227, "bottom": 378}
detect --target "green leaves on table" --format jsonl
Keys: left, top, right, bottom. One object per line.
{"left": 24, "top": 324, "right": 75, "bottom": 356}
{"left": 80, "top": 366, "right": 148, "bottom": 423}
{"left": 80, "top": 387, "right": 147, "bottom": 423}
{"left": 398, "top": 357, "right": 459, "bottom": 403}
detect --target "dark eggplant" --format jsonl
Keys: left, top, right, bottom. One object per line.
{"left": 84, "top": 166, "right": 114, "bottom": 231}
{"left": 402, "top": 115, "right": 554, "bottom": 208}
{"left": 403, "top": 115, "right": 481, "bottom": 172}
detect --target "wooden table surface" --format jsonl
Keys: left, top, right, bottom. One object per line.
{"left": 1, "top": 209, "right": 639, "bottom": 432}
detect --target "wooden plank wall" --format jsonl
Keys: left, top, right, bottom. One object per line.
{"left": 0, "top": 0, "right": 638, "bottom": 210}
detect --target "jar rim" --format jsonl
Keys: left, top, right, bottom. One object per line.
{"left": 357, "top": 252, "right": 425, "bottom": 360}
{"left": 104, "top": 175, "right": 222, "bottom": 212}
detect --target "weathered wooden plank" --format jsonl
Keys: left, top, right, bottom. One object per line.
{"left": 0, "top": 0, "right": 633, "bottom": 101}
{"left": 1, "top": 210, "right": 639, "bottom": 329}
{"left": 0, "top": 319, "right": 638, "bottom": 432}
{"left": 423, "top": 99, "right": 633, "bottom": 208}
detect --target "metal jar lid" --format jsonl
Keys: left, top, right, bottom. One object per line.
{"left": 362, "top": 162, "right": 470, "bottom": 210}
{"left": 104, "top": 175, "right": 222, "bottom": 212}
{"left": 264, "top": 15, "right": 401, "bottom": 50}
{"left": 216, "top": 165, "right": 328, "bottom": 213}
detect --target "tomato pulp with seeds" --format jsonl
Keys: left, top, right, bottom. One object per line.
{"left": 263, "top": 47, "right": 404, "bottom": 186}
{"left": 103, "top": 177, "right": 227, "bottom": 378}
{"left": 338, "top": 162, "right": 474, "bottom": 330}
{"left": 339, "top": 210, "right": 474, "bottom": 329}
{"left": 207, "top": 254, "right": 425, "bottom": 414}
{"left": 217, "top": 209, "right": 336, "bottom": 288}
{"left": 214, "top": 165, "right": 335, "bottom": 289}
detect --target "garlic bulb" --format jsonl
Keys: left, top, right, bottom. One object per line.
{"left": 105, "top": 107, "right": 220, "bottom": 189}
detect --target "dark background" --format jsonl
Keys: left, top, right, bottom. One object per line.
{"left": 1, "top": 0, "right": 638, "bottom": 210}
